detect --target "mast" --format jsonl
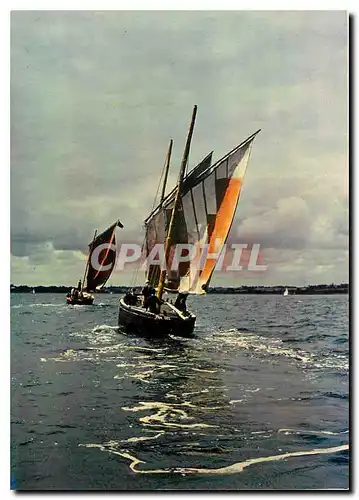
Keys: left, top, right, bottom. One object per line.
{"left": 82, "top": 229, "right": 97, "bottom": 291}
{"left": 160, "top": 139, "right": 173, "bottom": 205}
{"left": 156, "top": 105, "right": 198, "bottom": 301}
{"left": 147, "top": 139, "right": 173, "bottom": 286}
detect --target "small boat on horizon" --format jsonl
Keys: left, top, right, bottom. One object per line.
{"left": 66, "top": 220, "right": 123, "bottom": 305}
{"left": 118, "top": 105, "right": 260, "bottom": 337}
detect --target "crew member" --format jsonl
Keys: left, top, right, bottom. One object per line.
{"left": 142, "top": 280, "right": 154, "bottom": 303}
{"left": 145, "top": 290, "right": 161, "bottom": 314}
{"left": 124, "top": 291, "right": 136, "bottom": 305}
{"left": 174, "top": 292, "right": 188, "bottom": 313}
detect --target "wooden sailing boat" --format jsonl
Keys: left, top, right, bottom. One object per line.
{"left": 66, "top": 220, "right": 123, "bottom": 305}
{"left": 118, "top": 105, "right": 260, "bottom": 336}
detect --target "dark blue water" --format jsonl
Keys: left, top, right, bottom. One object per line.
{"left": 11, "top": 293, "right": 349, "bottom": 490}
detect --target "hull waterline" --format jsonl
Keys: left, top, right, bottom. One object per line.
{"left": 118, "top": 298, "right": 196, "bottom": 337}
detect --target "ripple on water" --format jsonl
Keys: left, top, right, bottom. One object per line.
{"left": 205, "top": 330, "right": 348, "bottom": 373}
{"left": 12, "top": 293, "right": 349, "bottom": 489}
{"left": 78, "top": 439, "right": 349, "bottom": 477}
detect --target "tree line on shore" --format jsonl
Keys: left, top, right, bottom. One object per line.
{"left": 10, "top": 283, "right": 349, "bottom": 294}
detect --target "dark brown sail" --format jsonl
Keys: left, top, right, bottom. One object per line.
{"left": 86, "top": 220, "right": 123, "bottom": 292}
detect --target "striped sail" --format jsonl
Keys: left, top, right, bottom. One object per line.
{"left": 145, "top": 130, "right": 260, "bottom": 293}
{"left": 86, "top": 220, "right": 123, "bottom": 291}
{"left": 145, "top": 152, "right": 213, "bottom": 289}
{"left": 179, "top": 132, "right": 258, "bottom": 294}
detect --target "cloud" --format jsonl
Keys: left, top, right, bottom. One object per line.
{"left": 236, "top": 196, "right": 311, "bottom": 249}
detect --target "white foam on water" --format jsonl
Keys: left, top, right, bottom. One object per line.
{"left": 79, "top": 441, "right": 349, "bottom": 476}
{"left": 114, "top": 370, "right": 154, "bottom": 383}
{"left": 278, "top": 428, "right": 349, "bottom": 436}
{"left": 121, "top": 400, "right": 216, "bottom": 430}
{"left": 92, "top": 324, "right": 119, "bottom": 333}
{"left": 116, "top": 362, "right": 139, "bottom": 368}
{"left": 122, "top": 432, "right": 165, "bottom": 444}
{"left": 116, "top": 345, "right": 169, "bottom": 353}
{"left": 190, "top": 367, "right": 218, "bottom": 373}
{"left": 29, "top": 303, "right": 65, "bottom": 308}
{"left": 80, "top": 432, "right": 165, "bottom": 448}
{"left": 113, "top": 360, "right": 180, "bottom": 384}
{"left": 11, "top": 302, "right": 66, "bottom": 308}
{"left": 209, "top": 331, "right": 348, "bottom": 372}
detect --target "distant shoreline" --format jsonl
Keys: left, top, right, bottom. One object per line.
{"left": 10, "top": 284, "right": 349, "bottom": 295}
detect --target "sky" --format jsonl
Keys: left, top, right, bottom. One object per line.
{"left": 10, "top": 10, "right": 348, "bottom": 287}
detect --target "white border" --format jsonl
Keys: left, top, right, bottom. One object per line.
{"left": 4, "top": 4, "right": 353, "bottom": 498}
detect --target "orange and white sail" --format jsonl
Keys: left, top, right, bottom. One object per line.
{"left": 144, "top": 130, "right": 260, "bottom": 294}
{"left": 179, "top": 130, "right": 260, "bottom": 293}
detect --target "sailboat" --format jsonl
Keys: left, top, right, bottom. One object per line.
{"left": 118, "top": 105, "right": 260, "bottom": 336}
{"left": 283, "top": 287, "right": 289, "bottom": 296}
{"left": 66, "top": 220, "right": 123, "bottom": 305}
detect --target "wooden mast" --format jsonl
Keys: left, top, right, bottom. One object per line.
{"left": 148, "top": 139, "right": 173, "bottom": 287}
{"left": 156, "top": 105, "right": 197, "bottom": 301}
{"left": 81, "top": 229, "right": 97, "bottom": 291}
{"left": 160, "top": 139, "right": 173, "bottom": 205}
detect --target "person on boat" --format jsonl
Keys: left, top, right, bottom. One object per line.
{"left": 174, "top": 292, "right": 188, "bottom": 313}
{"left": 145, "top": 290, "right": 162, "bottom": 314}
{"left": 78, "top": 279, "right": 82, "bottom": 291}
{"left": 142, "top": 280, "right": 155, "bottom": 302}
{"left": 124, "top": 291, "right": 136, "bottom": 306}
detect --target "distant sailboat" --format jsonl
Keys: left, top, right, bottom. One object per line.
{"left": 118, "top": 105, "right": 260, "bottom": 336}
{"left": 283, "top": 287, "right": 289, "bottom": 296}
{"left": 32, "top": 288, "right": 35, "bottom": 294}
{"left": 66, "top": 220, "right": 123, "bottom": 305}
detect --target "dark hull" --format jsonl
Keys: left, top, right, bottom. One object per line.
{"left": 118, "top": 298, "right": 196, "bottom": 337}
{"left": 66, "top": 296, "right": 94, "bottom": 305}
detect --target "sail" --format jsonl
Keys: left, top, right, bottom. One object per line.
{"left": 145, "top": 130, "right": 259, "bottom": 293}
{"left": 178, "top": 130, "right": 260, "bottom": 294}
{"left": 145, "top": 210, "right": 166, "bottom": 286}
{"left": 153, "top": 151, "right": 213, "bottom": 218}
{"left": 86, "top": 220, "right": 123, "bottom": 292}
{"left": 145, "top": 152, "right": 213, "bottom": 289}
